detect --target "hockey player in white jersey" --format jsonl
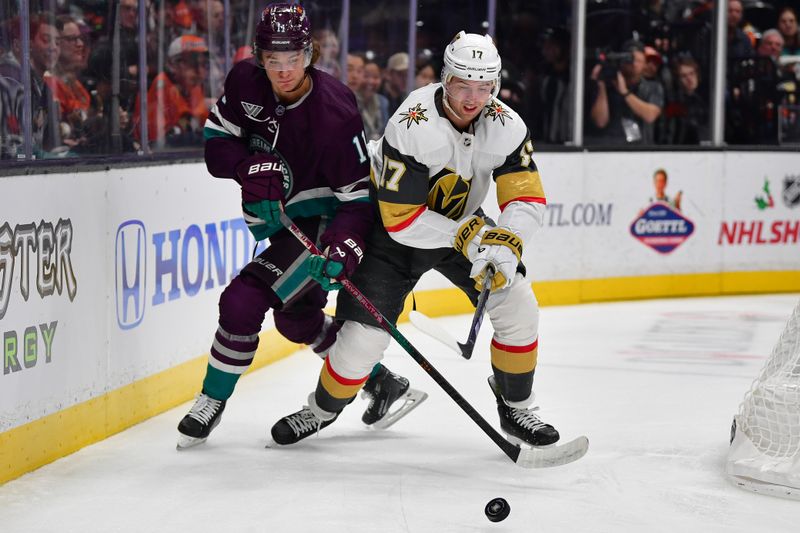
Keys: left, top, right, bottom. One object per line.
{"left": 270, "top": 31, "right": 560, "bottom": 449}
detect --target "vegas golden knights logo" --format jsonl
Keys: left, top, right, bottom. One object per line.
{"left": 427, "top": 169, "right": 471, "bottom": 220}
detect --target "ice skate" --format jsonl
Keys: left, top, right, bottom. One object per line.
{"left": 361, "top": 365, "right": 428, "bottom": 429}
{"left": 177, "top": 392, "right": 226, "bottom": 449}
{"left": 488, "top": 376, "right": 560, "bottom": 447}
{"left": 269, "top": 393, "right": 339, "bottom": 446}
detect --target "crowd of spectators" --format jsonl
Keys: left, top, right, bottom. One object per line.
{"left": 578, "top": 0, "right": 800, "bottom": 146}
{"left": 2, "top": 0, "right": 799, "bottom": 162}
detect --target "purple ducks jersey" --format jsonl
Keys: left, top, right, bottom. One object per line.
{"left": 203, "top": 63, "right": 373, "bottom": 245}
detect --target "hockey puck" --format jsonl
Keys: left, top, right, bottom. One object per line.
{"left": 485, "top": 497, "right": 510, "bottom": 522}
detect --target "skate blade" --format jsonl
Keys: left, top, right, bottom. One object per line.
{"left": 370, "top": 388, "right": 428, "bottom": 430}
{"left": 176, "top": 434, "right": 208, "bottom": 450}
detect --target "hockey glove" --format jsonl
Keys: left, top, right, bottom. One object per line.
{"left": 306, "top": 236, "right": 365, "bottom": 291}
{"left": 470, "top": 227, "right": 523, "bottom": 292}
{"left": 454, "top": 215, "right": 490, "bottom": 262}
{"left": 237, "top": 153, "right": 286, "bottom": 229}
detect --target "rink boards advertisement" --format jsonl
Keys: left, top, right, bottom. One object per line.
{"left": 0, "top": 165, "right": 268, "bottom": 432}
{"left": 1, "top": 152, "right": 799, "bottom": 483}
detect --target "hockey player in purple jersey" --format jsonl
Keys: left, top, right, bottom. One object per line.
{"left": 177, "top": 3, "right": 426, "bottom": 449}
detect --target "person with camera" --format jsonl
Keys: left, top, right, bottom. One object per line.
{"left": 588, "top": 40, "right": 664, "bottom": 145}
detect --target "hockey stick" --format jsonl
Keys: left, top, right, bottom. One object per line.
{"left": 281, "top": 212, "right": 588, "bottom": 468}
{"left": 409, "top": 267, "right": 491, "bottom": 360}
{"left": 458, "top": 269, "right": 492, "bottom": 359}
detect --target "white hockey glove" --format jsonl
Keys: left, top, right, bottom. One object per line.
{"left": 454, "top": 215, "right": 490, "bottom": 262}
{"left": 469, "top": 227, "right": 523, "bottom": 292}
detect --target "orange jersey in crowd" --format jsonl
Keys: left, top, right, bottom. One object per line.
{"left": 44, "top": 74, "right": 91, "bottom": 119}
{"left": 135, "top": 72, "right": 209, "bottom": 142}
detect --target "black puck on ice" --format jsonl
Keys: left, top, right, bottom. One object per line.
{"left": 485, "top": 497, "right": 510, "bottom": 522}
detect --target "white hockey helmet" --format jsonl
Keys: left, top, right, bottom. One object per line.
{"left": 441, "top": 31, "right": 502, "bottom": 99}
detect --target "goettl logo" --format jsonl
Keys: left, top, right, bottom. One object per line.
{"left": 630, "top": 203, "right": 695, "bottom": 254}
{"left": 114, "top": 217, "right": 255, "bottom": 330}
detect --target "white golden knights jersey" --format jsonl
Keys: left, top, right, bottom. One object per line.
{"left": 368, "top": 83, "right": 546, "bottom": 251}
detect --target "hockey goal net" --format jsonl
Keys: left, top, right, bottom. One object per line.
{"left": 726, "top": 298, "right": 800, "bottom": 499}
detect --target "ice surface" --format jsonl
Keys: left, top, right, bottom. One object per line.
{"left": 2, "top": 294, "right": 799, "bottom": 532}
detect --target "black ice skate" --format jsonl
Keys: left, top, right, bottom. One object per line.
{"left": 361, "top": 365, "right": 428, "bottom": 429}
{"left": 269, "top": 394, "right": 339, "bottom": 446}
{"left": 177, "top": 392, "right": 226, "bottom": 449}
{"left": 488, "top": 376, "right": 560, "bottom": 447}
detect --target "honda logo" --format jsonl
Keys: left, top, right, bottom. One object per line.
{"left": 115, "top": 220, "right": 147, "bottom": 329}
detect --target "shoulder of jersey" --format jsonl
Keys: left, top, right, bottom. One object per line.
{"left": 478, "top": 97, "right": 527, "bottom": 154}
{"left": 385, "top": 83, "right": 448, "bottom": 155}
{"left": 309, "top": 68, "right": 361, "bottom": 125}
{"left": 229, "top": 59, "right": 263, "bottom": 82}
{"left": 223, "top": 60, "right": 264, "bottom": 98}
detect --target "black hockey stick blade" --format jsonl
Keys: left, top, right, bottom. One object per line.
{"left": 279, "top": 212, "right": 588, "bottom": 468}
{"left": 456, "top": 269, "right": 493, "bottom": 360}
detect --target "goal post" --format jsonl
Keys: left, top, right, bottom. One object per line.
{"left": 726, "top": 298, "right": 800, "bottom": 500}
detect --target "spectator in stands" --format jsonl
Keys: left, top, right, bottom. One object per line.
{"left": 170, "top": 0, "right": 194, "bottom": 34}
{"left": 346, "top": 52, "right": 364, "bottom": 94}
{"left": 588, "top": 39, "right": 664, "bottom": 145}
{"left": 728, "top": 0, "right": 755, "bottom": 58}
{"left": 358, "top": 59, "right": 389, "bottom": 141}
{"left": 135, "top": 35, "right": 210, "bottom": 147}
{"left": 0, "top": 76, "right": 24, "bottom": 159}
{"left": 381, "top": 52, "right": 408, "bottom": 115}
{"left": 778, "top": 7, "right": 800, "bottom": 56}
{"left": 414, "top": 56, "right": 437, "bottom": 89}
{"left": 536, "top": 26, "right": 571, "bottom": 144}
{"left": 313, "top": 28, "right": 340, "bottom": 78}
{"left": 48, "top": 16, "right": 91, "bottom": 149}
{"left": 79, "top": 45, "right": 138, "bottom": 154}
{"left": 642, "top": 45, "right": 671, "bottom": 143}
{"left": 758, "top": 29, "right": 785, "bottom": 61}
{"left": 193, "top": 0, "right": 226, "bottom": 98}
{"left": 120, "top": 0, "right": 139, "bottom": 32}
{"left": 643, "top": 46, "right": 667, "bottom": 88}
{"left": 665, "top": 56, "right": 708, "bottom": 144}
{"left": 0, "top": 14, "right": 62, "bottom": 155}
{"left": 90, "top": 0, "right": 141, "bottom": 115}
{"left": 499, "top": 63, "right": 527, "bottom": 118}
{"left": 233, "top": 45, "right": 253, "bottom": 64}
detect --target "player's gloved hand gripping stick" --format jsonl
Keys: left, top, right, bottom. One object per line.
{"left": 280, "top": 210, "right": 588, "bottom": 468}
{"left": 410, "top": 215, "right": 495, "bottom": 360}
{"left": 306, "top": 236, "right": 364, "bottom": 291}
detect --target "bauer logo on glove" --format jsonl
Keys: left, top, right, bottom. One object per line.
{"left": 341, "top": 238, "right": 364, "bottom": 263}
{"left": 306, "top": 235, "right": 366, "bottom": 291}
{"left": 454, "top": 214, "right": 489, "bottom": 263}
{"left": 469, "top": 227, "right": 523, "bottom": 292}
{"left": 247, "top": 161, "right": 284, "bottom": 175}
{"left": 482, "top": 230, "right": 522, "bottom": 256}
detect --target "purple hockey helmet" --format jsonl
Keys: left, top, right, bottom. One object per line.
{"left": 254, "top": 3, "right": 313, "bottom": 68}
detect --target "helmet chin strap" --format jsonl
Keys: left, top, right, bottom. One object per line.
{"left": 442, "top": 90, "right": 464, "bottom": 122}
